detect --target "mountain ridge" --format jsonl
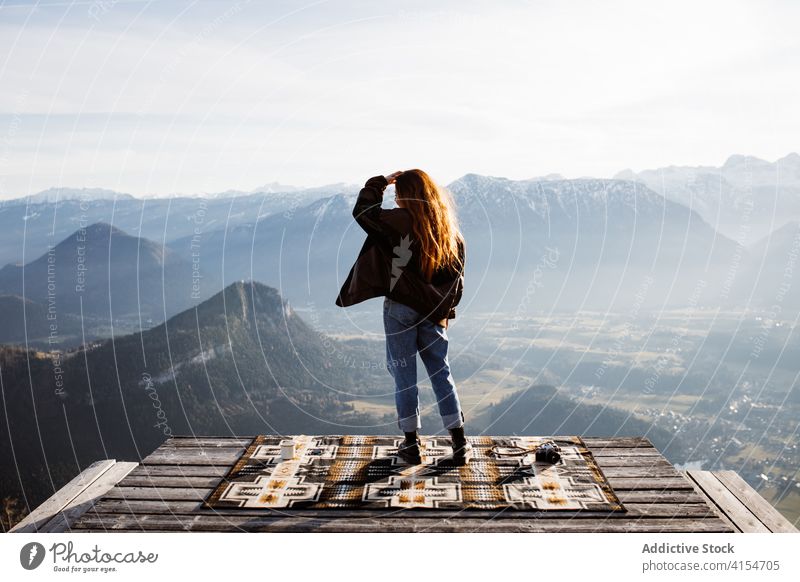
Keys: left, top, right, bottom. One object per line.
{"left": 615, "top": 153, "right": 800, "bottom": 244}
{"left": 0, "top": 221, "right": 197, "bottom": 327}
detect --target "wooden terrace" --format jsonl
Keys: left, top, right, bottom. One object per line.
{"left": 10, "top": 435, "right": 799, "bottom": 533}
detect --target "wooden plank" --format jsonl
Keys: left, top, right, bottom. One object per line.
{"left": 101, "top": 484, "right": 705, "bottom": 503}
{"left": 606, "top": 477, "right": 693, "bottom": 490}
{"left": 85, "top": 498, "right": 718, "bottom": 519}
{"left": 593, "top": 457, "right": 674, "bottom": 467}
{"left": 127, "top": 465, "right": 230, "bottom": 478}
{"left": 70, "top": 513, "right": 731, "bottom": 532}
{"left": 596, "top": 466, "right": 683, "bottom": 478}
{"left": 162, "top": 437, "right": 254, "bottom": 448}
{"left": 685, "top": 471, "right": 768, "bottom": 533}
{"left": 681, "top": 471, "right": 741, "bottom": 533}
{"left": 588, "top": 448, "right": 662, "bottom": 457}
{"left": 582, "top": 437, "right": 654, "bottom": 448}
{"left": 103, "top": 486, "right": 210, "bottom": 501}
{"left": 150, "top": 448, "right": 250, "bottom": 459}
{"left": 117, "top": 475, "right": 225, "bottom": 488}
{"left": 40, "top": 463, "right": 139, "bottom": 533}
{"left": 617, "top": 490, "right": 704, "bottom": 503}
{"left": 713, "top": 470, "right": 799, "bottom": 533}
{"left": 9, "top": 460, "right": 117, "bottom": 533}
{"left": 141, "top": 448, "right": 245, "bottom": 464}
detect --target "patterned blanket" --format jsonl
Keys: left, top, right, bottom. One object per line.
{"left": 203, "top": 435, "right": 625, "bottom": 512}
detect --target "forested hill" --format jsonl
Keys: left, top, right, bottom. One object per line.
{"left": 0, "top": 280, "right": 386, "bottom": 524}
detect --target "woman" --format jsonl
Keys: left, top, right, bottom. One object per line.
{"left": 335, "top": 169, "right": 471, "bottom": 465}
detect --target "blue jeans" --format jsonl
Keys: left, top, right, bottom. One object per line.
{"left": 383, "top": 296, "right": 465, "bottom": 432}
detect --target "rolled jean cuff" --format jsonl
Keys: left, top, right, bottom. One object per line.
{"left": 398, "top": 415, "right": 422, "bottom": 432}
{"left": 442, "top": 410, "right": 464, "bottom": 430}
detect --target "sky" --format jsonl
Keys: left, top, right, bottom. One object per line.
{"left": 0, "top": 0, "right": 798, "bottom": 198}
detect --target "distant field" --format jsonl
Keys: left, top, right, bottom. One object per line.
{"left": 349, "top": 367, "right": 533, "bottom": 429}
{"left": 577, "top": 393, "right": 701, "bottom": 415}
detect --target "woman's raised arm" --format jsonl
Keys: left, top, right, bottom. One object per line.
{"left": 351, "top": 171, "right": 403, "bottom": 243}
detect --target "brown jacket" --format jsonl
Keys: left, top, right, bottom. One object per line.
{"left": 334, "top": 175, "right": 465, "bottom": 328}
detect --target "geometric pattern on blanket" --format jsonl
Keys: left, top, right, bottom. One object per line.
{"left": 203, "top": 435, "right": 625, "bottom": 512}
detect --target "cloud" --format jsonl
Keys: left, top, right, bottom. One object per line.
{"left": 1, "top": 0, "right": 798, "bottom": 197}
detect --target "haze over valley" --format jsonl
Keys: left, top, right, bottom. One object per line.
{"left": 1, "top": 153, "right": 799, "bottom": 530}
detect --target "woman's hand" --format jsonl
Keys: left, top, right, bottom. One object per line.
{"left": 384, "top": 171, "right": 403, "bottom": 184}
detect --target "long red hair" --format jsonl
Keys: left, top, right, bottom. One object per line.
{"left": 394, "top": 169, "right": 464, "bottom": 282}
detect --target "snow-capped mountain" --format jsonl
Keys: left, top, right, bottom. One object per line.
{"left": 0, "top": 183, "right": 358, "bottom": 268}
{"left": 163, "top": 173, "right": 740, "bottom": 314}
{"left": 450, "top": 174, "right": 675, "bottom": 224}
{"left": 616, "top": 153, "right": 800, "bottom": 244}
{"left": 4, "top": 163, "right": 794, "bottom": 314}
{"left": 1, "top": 187, "right": 136, "bottom": 206}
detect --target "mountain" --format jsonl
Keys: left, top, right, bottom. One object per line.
{"left": 0, "top": 187, "right": 136, "bottom": 206}
{"left": 451, "top": 174, "right": 742, "bottom": 310}
{"left": 0, "top": 295, "right": 97, "bottom": 345}
{"left": 167, "top": 192, "right": 360, "bottom": 309}
{"left": 0, "top": 169, "right": 774, "bottom": 316}
{"left": 206, "top": 182, "right": 309, "bottom": 197}
{"left": 0, "top": 280, "right": 386, "bottom": 522}
{"left": 616, "top": 153, "right": 800, "bottom": 244}
{"left": 0, "top": 184, "right": 358, "bottom": 265}
{"left": 0, "top": 295, "right": 52, "bottom": 342}
{"left": 0, "top": 184, "right": 354, "bottom": 268}
{"left": 733, "top": 221, "right": 800, "bottom": 309}
{"left": 0, "top": 222, "right": 197, "bottom": 327}
{"left": 168, "top": 174, "right": 740, "bottom": 314}
{"left": 201, "top": 182, "right": 326, "bottom": 199}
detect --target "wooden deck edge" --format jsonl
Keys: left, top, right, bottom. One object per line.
{"left": 683, "top": 471, "right": 748, "bottom": 532}
{"left": 712, "top": 470, "right": 799, "bottom": 533}
{"left": 9, "top": 460, "right": 138, "bottom": 533}
{"left": 40, "top": 462, "right": 140, "bottom": 532}
{"left": 683, "top": 470, "right": 798, "bottom": 533}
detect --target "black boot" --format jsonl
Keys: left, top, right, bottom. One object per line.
{"left": 397, "top": 432, "right": 422, "bottom": 465}
{"left": 448, "top": 425, "right": 473, "bottom": 465}
{"left": 449, "top": 426, "right": 466, "bottom": 447}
